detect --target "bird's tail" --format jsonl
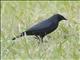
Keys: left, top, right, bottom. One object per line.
{"left": 12, "top": 32, "right": 25, "bottom": 40}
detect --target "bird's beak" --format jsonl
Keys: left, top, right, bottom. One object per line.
{"left": 64, "top": 18, "right": 67, "bottom": 20}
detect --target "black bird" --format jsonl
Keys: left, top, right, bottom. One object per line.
{"left": 12, "top": 14, "right": 67, "bottom": 42}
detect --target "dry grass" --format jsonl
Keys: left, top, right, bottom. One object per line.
{"left": 1, "top": 1, "right": 80, "bottom": 60}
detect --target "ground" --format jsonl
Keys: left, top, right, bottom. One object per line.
{"left": 1, "top": 1, "right": 80, "bottom": 60}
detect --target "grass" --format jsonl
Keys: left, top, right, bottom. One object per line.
{"left": 1, "top": 1, "right": 80, "bottom": 60}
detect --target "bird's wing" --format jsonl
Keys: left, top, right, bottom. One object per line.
{"left": 27, "top": 20, "right": 52, "bottom": 31}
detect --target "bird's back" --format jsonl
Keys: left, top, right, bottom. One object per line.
{"left": 26, "top": 18, "right": 58, "bottom": 35}
{"left": 28, "top": 19, "right": 52, "bottom": 30}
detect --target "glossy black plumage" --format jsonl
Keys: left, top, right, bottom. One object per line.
{"left": 12, "top": 14, "right": 67, "bottom": 42}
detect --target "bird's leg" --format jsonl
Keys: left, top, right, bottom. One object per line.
{"left": 37, "top": 36, "right": 43, "bottom": 44}
{"left": 35, "top": 35, "right": 41, "bottom": 43}
{"left": 40, "top": 37, "right": 43, "bottom": 43}
{"left": 39, "top": 36, "right": 44, "bottom": 43}
{"left": 35, "top": 35, "right": 40, "bottom": 39}
{"left": 35, "top": 35, "right": 44, "bottom": 43}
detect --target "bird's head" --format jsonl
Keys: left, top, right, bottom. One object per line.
{"left": 55, "top": 14, "right": 67, "bottom": 21}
